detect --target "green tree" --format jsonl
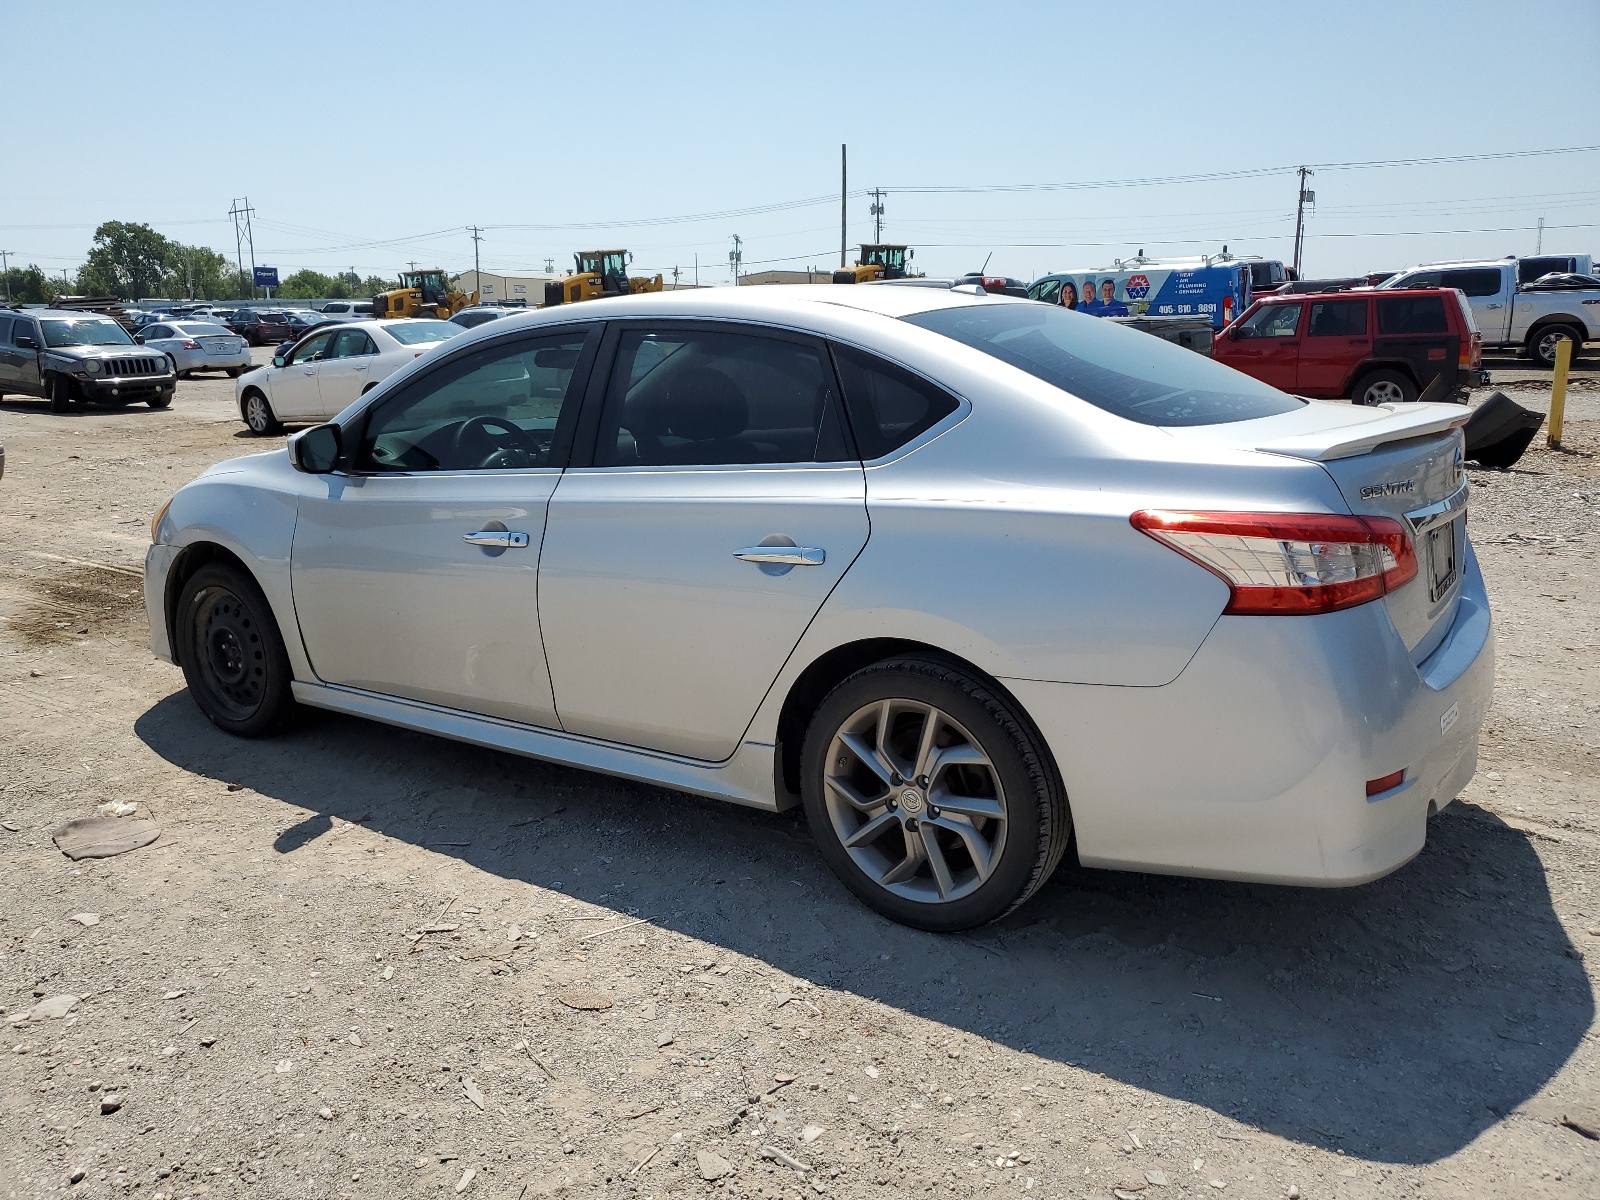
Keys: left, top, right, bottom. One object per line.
{"left": 1, "top": 263, "right": 56, "bottom": 304}
{"left": 276, "top": 269, "right": 336, "bottom": 300}
{"left": 77, "top": 221, "right": 172, "bottom": 299}
{"left": 160, "top": 244, "right": 244, "bottom": 301}
{"left": 360, "top": 275, "right": 398, "bottom": 297}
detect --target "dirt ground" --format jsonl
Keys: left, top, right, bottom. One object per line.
{"left": 2, "top": 354, "right": 1598, "bottom": 1200}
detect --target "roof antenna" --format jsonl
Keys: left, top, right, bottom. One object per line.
{"left": 980, "top": 251, "right": 994, "bottom": 274}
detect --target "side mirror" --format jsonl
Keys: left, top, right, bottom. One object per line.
{"left": 288, "top": 423, "right": 342, "bottom": 474}
{"left": 272, "top": 354, "right": 287, "bottom": 368}
{"left": 135, "top": 334, "right": 146, "bottom": 343}
{"left": 15, "top": 334, "right": 37, "bottom": 350}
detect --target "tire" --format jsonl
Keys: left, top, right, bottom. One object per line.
{"left": 47, "top": 372, "right": 74, "bottom": 414}
{"left": 1351, "top": 369, "right": 1417, "bottom": 406}
{"left": 241, "top": 389, "right": 281, "bottom": 436}
{"left": 147, "top": 390, "right": 173, "bottom": 409}
{"left": 1528, "top": 324, "right": 1582, "bottom": 370}
{"left": 226, "top": 367, "right": 246, "bottom": 379}
{"left": 799, "top": 656, "right": 1071, "bottom": 931}
{"left": 174, "top": 564, "right": 297, "bottom": 737}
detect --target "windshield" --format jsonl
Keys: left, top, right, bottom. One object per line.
{"left": 40, "top": 318, "right": 135, "bottom": 348}
{"left": 384, "top": 319, "right": 461, "bottom": 345}
{"left": 904, "top": 303, "right": 1305, "bottom": 427}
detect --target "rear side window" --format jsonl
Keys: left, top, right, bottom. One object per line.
{"left": 904, "top": 302, "right": 1304, "bottom": 427}
{"left": 1308, "top": 300, "right": 1368, "bottom": 337}
{"left": 832, "top": 344, "right": 960, "bottom": 458}
{"left": 1439, "top": 269, "right": 1502, "bottom": 297}
{"left": 1377, "top": 296, "right": 1449, "bottom": 335}
{"left": 594, "top": 326, "right": 852, "bottom": 467}
{"left": 0, "top": 317, "right": 11, "bottom": 342}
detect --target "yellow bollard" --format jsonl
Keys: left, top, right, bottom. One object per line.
{"left": 1547, "top": 336, "right": 1572, "bottom": 448}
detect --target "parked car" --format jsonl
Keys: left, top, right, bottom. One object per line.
{"left": 449, "top": 306, "right": 518, "bottom": 329}
{"left": 136, "top": 321, "right": 253, "bottom": 378}
{"left": 955, "top": 273, "right": 1030, "bottom": 298}
{"left": 315, "top": 300, "right": 372, "bottom": 321}
{"left": 228, "top": 309, "right": 294, "bottom": 346}
{"left": 151, "top": 287, "right": 1490, "bottom": 930}
{"left": 1214, "top": 288, "right": 1487, "bottom": 405}
{"left": 282, "top": 311, "right": 331, "bottom": 339}
{"left": 233, "top": 318, "right": 460, "bottom": 434}
{"left": 1378, "top": 259, "right": 1599, "bottom": 368}
{"left": 0, "top": 309, "right": 175, "bottom": 411}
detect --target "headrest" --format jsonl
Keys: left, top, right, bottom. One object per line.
{"left": 661, "top": 367, "right": 747, "bottom": 442}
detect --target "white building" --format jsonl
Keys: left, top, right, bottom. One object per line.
{"left": 455, "top": 270, "right": 555, "bottom": 306}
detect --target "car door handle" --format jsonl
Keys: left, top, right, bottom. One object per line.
{"left": 351, "top": 362, "right": 368, "bottom": 370}
{"left": 464, "top": 530, "right": 530, "bottom": 548}
{"left": 1486, "top": 303, "right": 1503, "bottom": 309}
{"left": 734, "top": 546, "right": 825, "bottom": 566}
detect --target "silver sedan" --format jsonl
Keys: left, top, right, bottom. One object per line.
{"left": 145, "top": 286, "right": 1492, "bottom": 930}
{"left": 137, "top": 321, "right": 253, "bottom": 378}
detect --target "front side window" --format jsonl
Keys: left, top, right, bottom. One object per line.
{"left": 904, "top": 302, "right": 1305, "bottom": 427}
{"left": 40, "top": 318, "right": 134, "bottom": 347}
{"left": 1029, "top": 279, "right": 1062, "bottom": 304}
{"left": 1235, "top": 303, "right": 1303, "bottom": 338}
{"left": 1377, "top": 296, "right": 1449, "bottom": 335}
{"left": 358, "top": 333, "right": 591, "bottom": 473}
{"left": 288, "top": 332, "right": 334, "bottom": 364}
{"left": 1307, "top": 300, "right": 1368, "bottom": 337}
{"left": 593, "top": 326, "right": 851, "bottom": 467}
{"left": 832, "top": 344, "right": 960, "bottom": 459}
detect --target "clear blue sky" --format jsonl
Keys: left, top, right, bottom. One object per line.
{"left": 6, "top": 1, "right": 1598, "bottom": 285}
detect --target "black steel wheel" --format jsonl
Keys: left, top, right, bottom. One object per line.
{"left": 47, "top": 372, "right": 74, "bottom": 414}
{"left": 175, "top": 564, "right": 297, "bottom": 737}
{"left": 800, "top": 656, "right": 1071, "bottom": 931}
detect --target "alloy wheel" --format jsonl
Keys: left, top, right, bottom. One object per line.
{"left": 822, "top": 698, "right": 1007, "bottom": 904}
{"left": 245, "top": 394, "right": 271, "bottom": 433}
{"left": 1537, "top": 329, "right": 1572, "bottom": 367}
{"left": 1363, "top": 379, "right": 1406, "bottom": 405}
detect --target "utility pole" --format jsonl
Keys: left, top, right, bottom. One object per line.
{"left": 543, "top": 257, "right": 555, "bottom": 275}
{"left": 1291, "top": 167, "right": 1315, "bottom": 278}
{"left": 869, "top": 188, "right": 885, "bottom": 243}
{"left": 672, "top": 265, "right": 681, "bottom": 288}
{"left": 0, "top": 249, "right": 11, "bottom": 302}
{"left": 729, "top": 234, "right": 743, "bottom": 285}
{"left": 840, "top": 144, "right": 848, "bottom": 269}
{"left": 407, "top": 261, "right": 418, "bottom": 273}
{"left": 469, "top": 225, "right": 483, "bottom": 287}
{"left": 1536, "top": 216, "right": 1545, "bottom": 253}
{"left": 694, "top": 254, "right": 699, "bottom": 287}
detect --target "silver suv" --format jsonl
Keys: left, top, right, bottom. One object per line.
{"left": 0, "top": 308, "right": 177, "bottom": 412}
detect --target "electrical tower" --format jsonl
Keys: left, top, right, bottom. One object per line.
{"left": 729, "top": 234, "right": 743, "bottom": 284}
{"left": 1291, "top": 168, "right": 1315, "bottom": 278}
{"left": 869, "top": 188, "right": 886, "bottom": 242}
{"left": 228, "top": 198, "right": 257, "bottom": 298}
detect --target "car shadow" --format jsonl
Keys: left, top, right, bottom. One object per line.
{"left": 134, "top": 692, "right": 1591, "bottom": 1166}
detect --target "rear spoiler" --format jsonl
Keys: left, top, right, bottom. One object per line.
{"left": 1256, "top": 404, "right": 1469, "bottom": 462}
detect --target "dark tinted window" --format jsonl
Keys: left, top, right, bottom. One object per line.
{"left": 905, "top": 302, "right": 1304, "bottom": 427}
{"left": 594, "top": 327, "right": 850, "bottom": 467}
{"left": 1307, "top": 300, "right": 1368, "bottom": 337}
{"left": 1519, "top": 256, "right": 1574, "bottom": 285}
{"left": 0, "top": 317, "right": 11, "bottom": 343}
{"left": 360, "top": 333, "right": 590, "bottom": 472}
{"left": 145, "top": 325, "right": 172, "bottom": 339}
{"left": 1392, "top": 270, "right": 1440, "bottom": 289}
{"left": 1439, "top": 269, "right": 1503, "bottom": 297}
{"left": 1377, "top": 295, "right": 1449, "bottom": 335}
{"left": 832, "top": 344, "right": 960, "bottom": 458}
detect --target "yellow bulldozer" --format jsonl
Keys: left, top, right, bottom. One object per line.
{"left": 370, "top": 269, "right": 477, "bottom": 320}
{"left": 543, "top": 250, "right": 663, "bottom": 307}
{"left": 832, "top": 243, "right": 915, "bottom": 284}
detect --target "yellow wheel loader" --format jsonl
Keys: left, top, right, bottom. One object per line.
{"left": 543, "top": 250, "right": 663, "bottom": 307}
{"left": 370, "top": 269, "right": 477, "bottom": 320}
{"left": 832, "top": 244, "right": 915, "bottom": 284}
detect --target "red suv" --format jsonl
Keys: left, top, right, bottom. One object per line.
{"left": 1214, "top": 288, "right": 1487, "bottom": 404}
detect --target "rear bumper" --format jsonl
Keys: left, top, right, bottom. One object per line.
{"left": 1005, "top": 540, "right": 1493, "bottom": 886}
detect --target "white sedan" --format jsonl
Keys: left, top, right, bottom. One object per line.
{"left": 150, "top": 287, "right": 1490, "bottom": 930}
{"left": 137, "top": 321, "right": 253, "bottom": 378}
{"left": 234, "top": 318, "right": 460, "bottom": 435}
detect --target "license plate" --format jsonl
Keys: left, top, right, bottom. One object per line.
{"left": 205, "top": 341, "right": 234, "bottom": 354}
{"left": 1426, "top": 519, "right": 1459, "bottom": 601}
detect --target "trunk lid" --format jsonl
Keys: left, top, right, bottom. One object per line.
{"left": 1170, "top": 399, "right": 1470, "bottom": 659}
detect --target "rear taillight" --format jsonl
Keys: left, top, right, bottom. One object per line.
{"left": 180, "top": 340, "right": 200, "bottom": 350}
{"left": 1131, "top": 510, "right": 1418, "bottom": 615}
{"left": 1462, "top": 331, "right": 1481, "bottom": 370}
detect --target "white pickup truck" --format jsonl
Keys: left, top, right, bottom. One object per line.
{"left": 1378, "top": 257, "right": 1599, "bottom": 367}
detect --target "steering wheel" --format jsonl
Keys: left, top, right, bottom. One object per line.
{"left": 451, "top": 414, "right": 537, "bottom": 469}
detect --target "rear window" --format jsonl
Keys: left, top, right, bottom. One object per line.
{"left": 1439, "top": 269, "right": 1502, "bottom": 297}
{"left": 1377, "top": 296, "right": 1449, "bottom": 335}
{"left": 386, "top": 319, "right": 462, "bottom": 345}
{"left": 903, "top": 303, "right": 1304, "bottom": 427}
